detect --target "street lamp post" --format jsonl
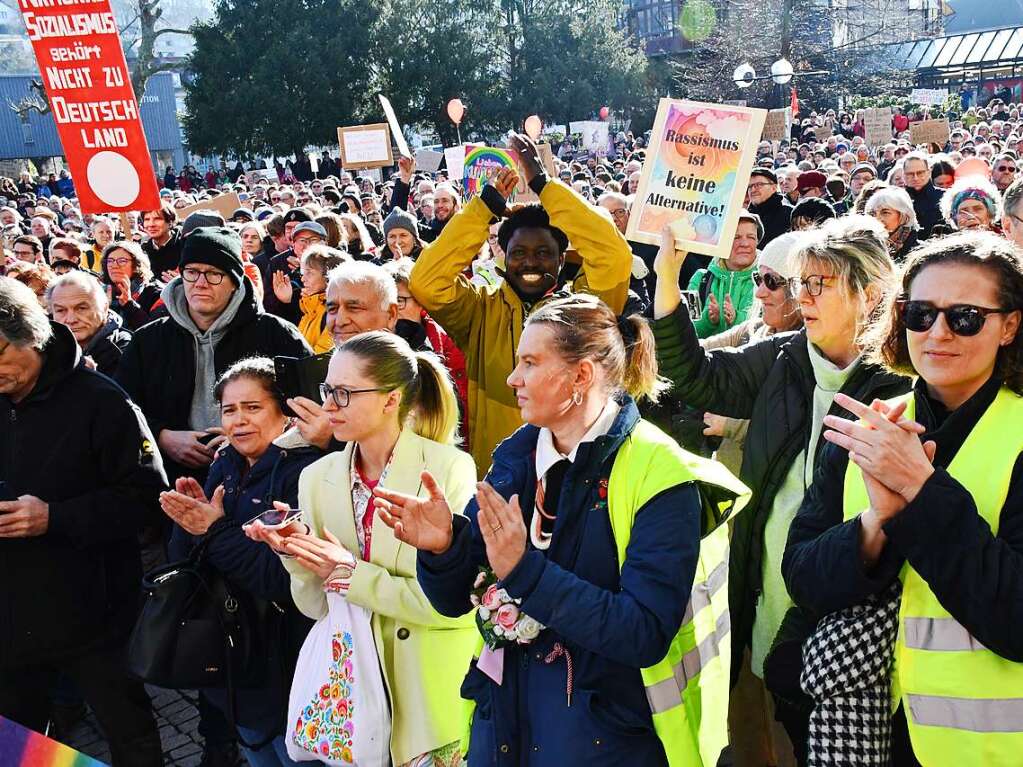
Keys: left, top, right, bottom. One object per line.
{"left": 733, "top": 58, "right": 829, "bottom": 109}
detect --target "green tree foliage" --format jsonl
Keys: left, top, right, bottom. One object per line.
{"left": 185, "top": 0, "right": 658, "bottom": 154}
{"left": 184, "top": 0, "right": 380, "bottom": 157}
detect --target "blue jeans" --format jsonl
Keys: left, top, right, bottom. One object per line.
{"left": 236, "top": 726, "right": 302, "bottom": 767}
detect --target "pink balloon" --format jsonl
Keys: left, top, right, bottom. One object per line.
{"left": 447, "top": 98, "right": 465, "bottom": 125}
{"left": 524, "top": 115, "right": 543, "bottom": 140}
{"left": 599, "top": 106, "right": 610, "bottom": 120}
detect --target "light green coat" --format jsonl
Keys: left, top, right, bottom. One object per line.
{"left": 285, "top": 430, "right": 478, "bottom": 765}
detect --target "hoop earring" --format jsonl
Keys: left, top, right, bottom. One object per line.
{"left": 571, "top": 390, "right": 583, "bottom": 406}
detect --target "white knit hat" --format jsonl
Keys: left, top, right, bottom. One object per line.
{"left": 757, "top": 231, "right": 803, "bottom": 281}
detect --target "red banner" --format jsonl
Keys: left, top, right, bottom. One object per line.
{"left": 18, "top": 0, "right": 161, "bottom": 214}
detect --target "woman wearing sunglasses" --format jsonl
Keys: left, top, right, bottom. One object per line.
{"left": 246, "top": 331, "right": 479, "bottom": 767}
{"left": 784, "top": 231, "right": 1023, "bottom": 766}
{"left": 652, "top": 215, "right": 909, "bottom": 765}
{"left": 700, "top": 232, "right": 805, "bottom": 475}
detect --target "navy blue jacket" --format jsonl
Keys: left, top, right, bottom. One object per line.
{"left": 418, "top": 398, "right": 701, "bottom": 767}
{"left": 169, "top": 441, "right": 322, "bottom": 732}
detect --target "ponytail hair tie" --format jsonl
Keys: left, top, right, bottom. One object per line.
{"left": 617, "top": 314, "right": 638, "bottom": 346}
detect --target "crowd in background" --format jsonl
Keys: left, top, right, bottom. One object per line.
{"left": 1, "top": 96, "right": 1023, "bottom": 767}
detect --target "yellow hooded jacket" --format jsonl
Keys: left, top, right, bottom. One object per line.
{"left": 409, "top": 179, "right": 633, "bottom": 477}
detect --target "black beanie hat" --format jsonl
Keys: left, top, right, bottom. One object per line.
{"left": 179, "top": 227, "right": 245, "bottom": 287}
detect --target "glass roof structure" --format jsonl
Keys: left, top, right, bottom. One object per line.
{"left": 886, "top": 26, "right": 1023, "bottom": 72}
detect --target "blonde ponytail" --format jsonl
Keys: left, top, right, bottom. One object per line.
{"left": 338, "top": 331, "right": 460, "bottom": 445}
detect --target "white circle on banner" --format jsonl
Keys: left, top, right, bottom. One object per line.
{"left": 86, "top": 151, "right": 140, "bottom": 208}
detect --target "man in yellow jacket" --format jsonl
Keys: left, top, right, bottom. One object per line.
{"left": 409, "top": 133, "right": 633, "bottom": 477}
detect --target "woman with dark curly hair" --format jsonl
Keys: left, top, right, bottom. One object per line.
{"left": 784, "top": 231, "right": 1023, "bottom": 766}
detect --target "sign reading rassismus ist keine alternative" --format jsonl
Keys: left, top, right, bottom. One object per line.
{"left": 626, "top": 99, "right": 766, "bottom": 257}
{"left": 17, "top": 0, "right": 160, "bottom": 214}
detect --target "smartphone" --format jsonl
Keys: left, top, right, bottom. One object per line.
{"left": 244, "top": 507, "right": 303, "bottom": 530}
{"left": 274, "top": 352, "right": 332, "bottom": 416}
{"left": 197, "top": 432, "right": 219, "bottom": 446}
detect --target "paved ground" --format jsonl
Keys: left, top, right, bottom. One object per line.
{"left": 63, "top": 686, "right": 240, "bottom": 767}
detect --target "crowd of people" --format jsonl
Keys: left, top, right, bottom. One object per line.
{"left": 1, "top": 97, "right": 1022, "bottom": 767}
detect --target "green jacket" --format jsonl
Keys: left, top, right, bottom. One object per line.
{"left": 687, "top": 259, "right": 756, "bottom": 339}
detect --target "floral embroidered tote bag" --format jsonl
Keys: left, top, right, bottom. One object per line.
{"left": 287, "top": 593, "right": 391, "bottom": 765}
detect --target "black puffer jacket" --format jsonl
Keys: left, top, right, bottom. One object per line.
{"left": 115, "top": 278, "right": 311, "bottom": 479}
{"left": 0, "top": 323, "right": 167, "bottom": 667}
{"left": 82, "top": 312, "right": 133, "bottom": 377}
{"left": 652, "top": 304, "right": 909, "bottom": 683}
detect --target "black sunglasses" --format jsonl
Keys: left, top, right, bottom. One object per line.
{"left": 898, "top": 300, "right": 1012, "bottom": 337}
{"left": 752, "top": 271, "right": 791, "bottom": 292}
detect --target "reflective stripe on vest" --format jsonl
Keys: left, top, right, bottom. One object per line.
{"left": 608, "top": 421, "right": 751, "bottom": 766}
{"left": 903, "top": 617, "right": 987, "bottom": 653}
{"left": 843, "top": 387, "right": 1023, "bottom": 765}
{"left": 907, "top": 694, "right": 1023, "bottom": 733}
{"left": 681, "top": 555, "right": 728, "bottom": 626}
{"left": 646, "top": 609, "right": 731, "bottom": 715}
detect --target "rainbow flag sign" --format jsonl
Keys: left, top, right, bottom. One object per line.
{"left": 626, "top": 99, "right": 766, "bottom": 257}
{"left": 462, "top": 146, "right": 522, "bottom": 199}
{"left": 0, "top": 717, "right": 108, "bottom": 767}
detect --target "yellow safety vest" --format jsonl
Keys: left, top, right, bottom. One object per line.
{"left": 842, "top": 387, "right": 1023, "bottom": 766}
{"left": 461, "top": 419, "right": 751, "bottom": 765}
{"left": 607, "top": 419, "right": 751, "bottom": 766}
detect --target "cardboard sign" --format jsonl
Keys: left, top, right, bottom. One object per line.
{"left": 625, "top": 98, "right": 767, "bottom": 256}
{"left": 910, "top": 88, "right": 948, "bottom": 106}
{"left": 863, "top": 107, "right": 893, "bottom": 147}
{"left": 18, "top": 0, "right": 160, "bottom": 214}
{"left": 378, "top": 94, "right": 411, "bottom": 158}
{"left": 415, "top": 149, "right": 444, "bottom": 173}
{"left": 761, "top": 107, "right": 792, "bottom": 142}
{"left": 337, "top": 124, "right": 393, "bottom": 169}
{"left": 174, "top": 192, "right": 242, "bottom": 222}
{"left": 909, "top": 118, "right": 950, "bottom": 148}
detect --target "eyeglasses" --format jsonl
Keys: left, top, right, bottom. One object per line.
{"left": 747, "top": 181, "right": 773, "bottom": 191}
{"left": 898, "top": 300, "right": 1013, "bottom": 337}
{"left": 798, "top": 274, "right": 835, "bottom": 297}
{"left": 608, "top": 208, "right": 628, "bottom": 218}
{"left": 396, "top": 295, "right": 410, "bottom": 309}
{"left": 182, "top": 267, "right": 227, "bottom": 285}
{"left": 293, "top": 236, "right": 322, "bottom": 245}
{"left": 319, "top": 382, "right": 390, "bottom": 408}
{"left": 752, "top": 270, "right": 791, "bottom": 292}
{"left": 107, "top": 257, "right": 133, "bottom": 266}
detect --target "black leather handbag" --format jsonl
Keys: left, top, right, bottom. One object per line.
{"left": 128, "top": 523, "right": 279, "bottom": 690}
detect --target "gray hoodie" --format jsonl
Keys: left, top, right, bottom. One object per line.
{"left": 162, "top": 278, "right": 246, "bottom": 431}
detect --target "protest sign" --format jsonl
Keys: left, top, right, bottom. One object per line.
{"left": 337, "top": 124, "right": 393, "bottom": 169}
{"left": 761, "top": 107, "right": 791, "bottom": 142}
{"left": 625, "top": 98, "right": 766, "bottom": 256}
{"left": 174, "top": 192, "right": 242, "bottom": 222}
{"left": 569, "top": 121, "right": 609, "bottom": 152}
{"left": 245, "top": 169, "right": 278, "bottom": 186}
{"left": 462, "top": 147, "right": 530, "bottom": 200}
{"left": 444, "top": 145, "right": 466, "bottom": 179}
{"left": 308, "top": 153, "right": 319, "bottom": 174}
{"left": 910, "top": 88, "right": 948, "bottom": 106}
{"left": 415, "top": 149, "right": 444, "bottom": 172}
{"left": 17, "top": 0, "right": 160, "bottom": 214}
{"left": 909, "top": 118, "right": 950, "bottom": 148}
{"left": 863, "top": 107, "right": 893, "bottom": 146}
{"left": 378, "top": 94, "right": 411, "bottom": 158}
